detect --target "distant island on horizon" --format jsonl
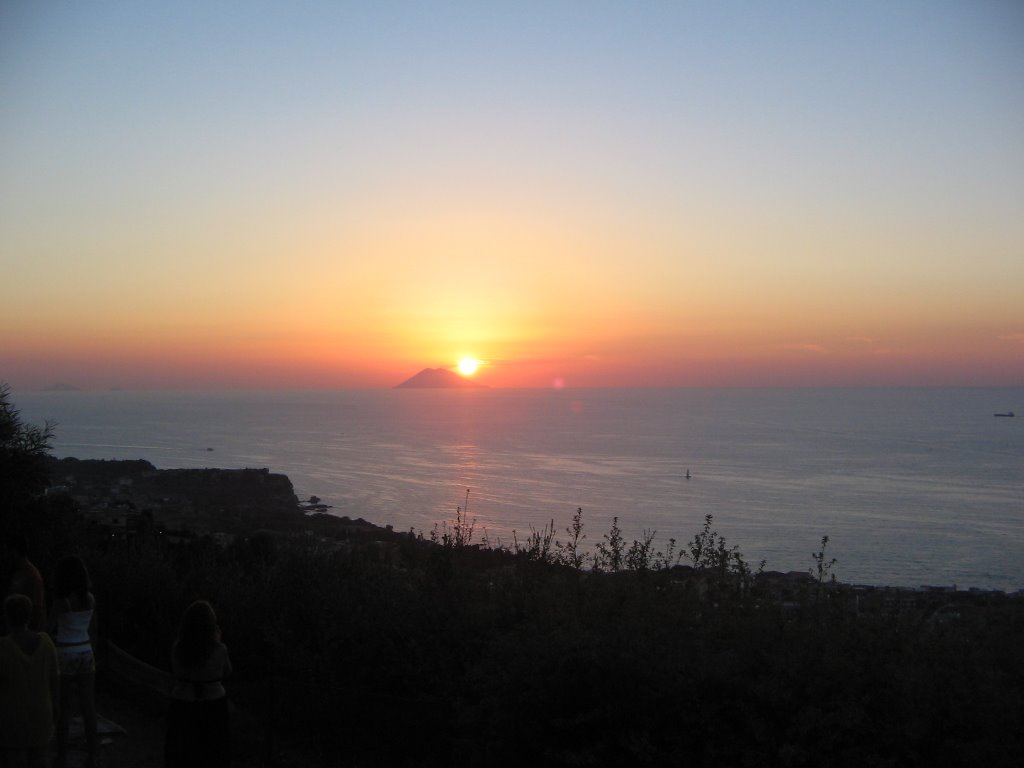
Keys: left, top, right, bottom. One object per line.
{"left": 42, "top": 382, "right": 81, "bottom": 392}
{"left": 395, "top": 367, "right": 489, "bottom": 389}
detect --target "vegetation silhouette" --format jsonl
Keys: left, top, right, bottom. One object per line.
{"left": 1, "top": 382, "right": 55, "bottom": 516}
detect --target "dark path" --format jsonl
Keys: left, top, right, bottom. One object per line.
{"left": 58, "top": 689, "right": 164, "bottom": 768}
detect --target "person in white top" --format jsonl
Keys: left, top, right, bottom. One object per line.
{"left": 50, "top": 556, "right": 97, "bottom": 768}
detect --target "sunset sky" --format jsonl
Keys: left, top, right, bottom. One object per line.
{"left": 2, "top": 1, "right": 1022, "bottom": 390}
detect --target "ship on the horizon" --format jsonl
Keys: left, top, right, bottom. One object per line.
{"left": 993, "top": 411, "right": 1015, "bottom": 418}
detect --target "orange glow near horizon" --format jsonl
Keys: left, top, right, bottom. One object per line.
{"left": 3, "top": 287, "right": 1024, "bottom": 390}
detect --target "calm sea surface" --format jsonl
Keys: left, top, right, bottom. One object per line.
{"left": 17, "top": 388, "right": 1024, "bottom": 591}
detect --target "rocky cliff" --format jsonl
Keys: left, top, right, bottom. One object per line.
{"left": 48, "top": 457, "right": 302, "bottom": 534}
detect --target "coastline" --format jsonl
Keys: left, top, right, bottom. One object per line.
{"left": 47, "top": 455, "right": 405, "bottom": 542}
{"left": 48, "top": 456, "right": 1021, "bottom": 598}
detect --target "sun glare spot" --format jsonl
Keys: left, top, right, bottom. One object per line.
{"left": 457, "top": 357, "right": 480, "bottom": 376}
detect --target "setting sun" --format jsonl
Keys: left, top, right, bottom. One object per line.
{"left": 457, "top": 358, "right": 480, "bottom": 376}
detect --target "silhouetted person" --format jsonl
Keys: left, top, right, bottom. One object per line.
{"left": 51, "top": 557, "right": 97, "bottom": 768}
{"left": 2, "top": 533, "right": 47, "bottom": 632}
{"left": 0, "top": 594, "right": 58, "bottom": 768}
{"left": 165, "top": 600, "right": 232, "bottom": 768}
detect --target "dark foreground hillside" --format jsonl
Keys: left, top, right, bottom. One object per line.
{"left": 6, "top": 454, "right": 1024, "bottom": 767}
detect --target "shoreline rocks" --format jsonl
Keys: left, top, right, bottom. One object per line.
{"left": 46, "top": 456, "right": 395, "bottom": 540}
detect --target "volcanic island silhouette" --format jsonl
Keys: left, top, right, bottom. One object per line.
{"left": 395, "top": 368, "right": 488, "bottom": 388}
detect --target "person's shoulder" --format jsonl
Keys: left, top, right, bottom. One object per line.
{"left": 59, "top": 592, "right": 94, "bottom": 612}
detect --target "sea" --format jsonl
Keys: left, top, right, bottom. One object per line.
{"left": 15, "top": 387, "right": 1024, "bottom": 592}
